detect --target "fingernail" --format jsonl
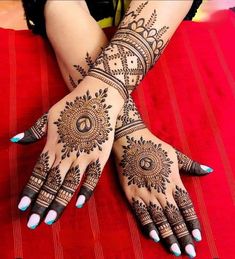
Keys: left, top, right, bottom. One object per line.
{"left": 170, "top": 243, "right": 181, "bottom": 256}
{"left": 18, "top": 196, "right": 31, "bottom": 211}
{"left": 10, "top": 133, "right": 24, "bottom": 143}
{"left": 185, "top": 244, "right": 196, "bottom": 258}
{"left": 76, "top": 195, "right": 86, "bottom": 208}
{"left": 149, "top": 230, "right": 160, "bottom": 242}
{"left": 192, "top": 229, "right": 202, "bottom": 241}
{"left": 200, "top": 165, "right": 213, "bottom": 173}
{"left": 27, "top": 214, "right": 40, "bottom": 229}
{"left": 44, "top": 210, "right": 57, "bottom": 225}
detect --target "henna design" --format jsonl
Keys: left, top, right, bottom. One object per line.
{"left": 131, "top": 198, "right": 153, "bottom": 226}
{"left": 120, "top": 137, "right": 173, "bottom": 193}
{"left": 88, "top": 2, "right": 169, "bottom": 99}
{"left": 54, "top": 88, "right": 112, "bottom": 159}
{"left": 79, "top": 159, "right": 102, "bottom": 200}
{"left": 164, "top": 201, "right": 193, "bottom": 246}
{"left": 36, "top": 165, "right": 62, "bottom": 208}
{"left": 148, "top": 202, "right": 174, "bottom": 239}
{"left": 22, "top": 152, "right": 50, "bottom": 198}
{"left": 176, "top": 150, "right": 208, "bottom": 175}
{"left": 174, "top": 185, "right": 200, "bottom": 230}
{"left": 115, "top": 96, "right": 146, "bottom": 140}
{"left": 50, "top": 165, "right": 81, "bottom": 214}
{"left": 19, "top": 113, "right": 48, "bottom": 143}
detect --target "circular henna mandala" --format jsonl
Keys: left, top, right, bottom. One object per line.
{"left": 120, "top": 137, "right": 173, "bottom": 193}
{"left": 54, "top": 89, "right": 112, "bottom": 159}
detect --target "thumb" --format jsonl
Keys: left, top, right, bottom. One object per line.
{"left": 10, "top": 113, "right": 48, "bottom": 144}
{"left": 76, "top": 159, "right": 102, "bottom": 208}
{"left": 175, "top": 149, "right": 213, "bottom": 175}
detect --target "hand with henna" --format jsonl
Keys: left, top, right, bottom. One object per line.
{"left": 112, "top": 97, "right": 213, "bottom": 258}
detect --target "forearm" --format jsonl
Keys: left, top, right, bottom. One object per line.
{"left": 88, "top": 0, "right": 194, "bottom": 99}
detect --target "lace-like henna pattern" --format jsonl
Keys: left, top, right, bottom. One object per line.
{"left": 120, "top": 137, "right": 173, "bottom": 194}
{"left": 22, "top": 152, "right": 50, "bottom": 198}
{"left": 174, "top": 185, "right": 200, "bottom": 230}
{"left": 88, "top": 2, "right": 169, "bottom": 99}
{"left": 79, "top": 159, "right": 102, "bottom": 200}
{"left": 54, "top": 88, "right": 112, "bottom": 159}
{"left": 131, "top": 198, "right": 153, "bottom": 226}
{"left": 115, "top": 97, "right": 146, "bottom": 140}
{"left": 176, "top": 150, "right": 207, "bottom": 175}
{"left": 21, "top": 113, "right": 48, "bottom": 143}
{"left": 35, "top": 165, "right": 62, "bottom": 208}
{"left": 148, "top": 202, "right": 174, "bottom": 239}
{"left": 164, "top": 201, "right": 193, "bottom": 246}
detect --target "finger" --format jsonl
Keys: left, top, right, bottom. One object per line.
{"left": 10, "top": 113, "right": 48, "bottom": 144}
{"left": 27, "top": 159, "right": 72, "bottom": 229}
{"left": 18, "top": 150, "right": 54, "bottom": 211}
{"left": 76, "top": 158, "right": 102, "bottom": 208}
{"left": 175, "top": 149, "right": 213, "bottom": 175}
{"left": 148, "top": 201, "right": 181, "bottom": 257}
{"left": 131, "top": 197, "right": 160, "bottom": 243}
{"left": 163, "top": 200, "right": 196, "bottom": 258}
{"left": 173, "top": 184, "right": 201, "bottom": 242}
{"left": 44, "top": 162, "right": 84, "bottom": 225}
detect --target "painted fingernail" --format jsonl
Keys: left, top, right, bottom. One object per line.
{"left": 44, "top": 210, "right": 57, "bottom": 225}
{"left": 18, "top": 196, "right": 31, "bottom": 211}
{"left": 170, "top": 243, "right": 181, "bottom": 256}
{"left": 10, "top": 133, "right": 24, "bottom": 143}
{"left": 27, "top": 214, "right": 40, "bottom": 229}
{"left": 192, "top": 229, "right": 202, "bottom": 241}
{"left": 200, "top": 165, "right": 213, "bottom": 173}
{"left": 76, "top": 195, "right": 86, "bottom": 208}
{"left": 149, "top": 230, "right": 160, "bottom": 242}
{"left": 185, "top": 244, "right": 196, "bottom": 258}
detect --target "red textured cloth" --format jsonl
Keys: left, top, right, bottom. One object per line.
{"left": 1, "top": 10, "right": 235, "bottom": 259}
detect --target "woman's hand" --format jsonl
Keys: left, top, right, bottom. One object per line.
{"left": 16, "top": 76, "right": 124, "bottom": 229}
{"left": 113, "top": 129, "right": 207, "bottom": 258}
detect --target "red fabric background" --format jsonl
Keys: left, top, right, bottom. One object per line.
{"left": 1, "top": 10, "right": 235, "bottom": 259}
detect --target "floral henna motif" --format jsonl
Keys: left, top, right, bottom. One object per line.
{"left": 174, "top": 185, "right": 200, "bottom": 230}
{"left": 54, "top": 88, "right": 112, "bottom": 159}
{"left": 22, "top": 152, "right": 50, "bottom": 199}
{"left": 164, "top": 201, "right": 194, "bottom": 246}
{"left": 115, "top": 97, "right": 146, "bottom": 140}
{"left": 120, "top": 136, "right": 173, "bottom": 194}
{"left": 88, "top": 2, "right": 169, "bottom": 99}
{"left": 79, "top": 159, "right": 102, "bottom": 200}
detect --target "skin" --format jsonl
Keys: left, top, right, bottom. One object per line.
{"left": 14, "top": 0, "right": 213, "bottom": 257}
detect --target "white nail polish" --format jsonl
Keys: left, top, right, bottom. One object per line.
{"left": 149, "top": 230, "right": 160, "bottom": 242}
{"left": 170, "top": 243, "right": 181, "bottom": 256}
{"left": 76, "top": 195, "right": 86, "bottom": 208}
{"left": 200, "top": 164, "right": 213, "bottom": 173}
{"left": 185, "top": 244, "right": 196, "bottom": 258}
{"left": 192, "top": 229, "right": 202, "bottom": 241}
{"left": 18, "top": 196, "right": 31, "bottom": 211}
{"left": 44, "top": 210, "right": 57, "bottom": 224}
{"left": 27, "top": 214, "right": 40, "bottom": 229}
{"left": 11, "top": 132, "right": 25, "bottom": 142}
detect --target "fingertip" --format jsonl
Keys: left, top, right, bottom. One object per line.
{"left": 200, "top": 164, "right": 213, "bottom": 173}
{"left": 18, "top": 196, "right": 31, "bottom": 211}
{"left": 44, "top": 210, "right": 57, "bottom": 225}
{"left": 10, "top": 133, "right": 25, "bottom": 143}
{"left": 192, "top": 229, "right": 202, "bottom": 242}
{"left": 76, "top": 195, "right": 86, "bottom": 208}
{"left": 27, "top": 213, "right": 40, "bottom": 229}
{"left": 149, "top": 229, "right": 160, "bottom": 242}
